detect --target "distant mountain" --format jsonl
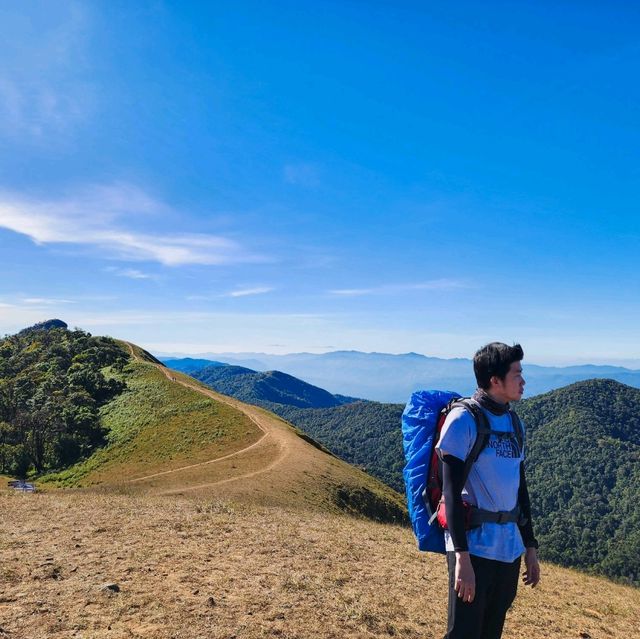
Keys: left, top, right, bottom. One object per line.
{"left": 190, "top": 364, "right": 358, "bottom": 409}
{"left": 162, "top": 357, "right": 226, "bottom": 374}
{"left": 157, "top": 350, "right": 640, "bottom": 402}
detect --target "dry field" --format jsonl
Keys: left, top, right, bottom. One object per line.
{"left": 2, "top": 490, "right": 639, "bottom": 639}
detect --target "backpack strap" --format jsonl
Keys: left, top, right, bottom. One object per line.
{"left": 454, "top": 398, "right": 491, "bottom": 486}
{"left": 508, "top": 410, "right": 524, "bottom": 457}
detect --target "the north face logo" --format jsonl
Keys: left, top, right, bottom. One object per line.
{"left": 487, "top": 434, "right": 521, "bottom": 459}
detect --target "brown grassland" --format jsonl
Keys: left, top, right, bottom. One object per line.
{"left": 1, "top": 344, "right": 639, "bottom": 638}
{"left": 2, "top": 491, "right": 639, "bottom": 639}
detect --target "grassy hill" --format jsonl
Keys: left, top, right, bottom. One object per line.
{"left": 185, "top": 363, "right": 404, "bottom": 490}
{"left": 39, "top": 357, "right": 263, "bottom": 489}
{"left": 0, "top": 322, "right": 404, "bottom": 523}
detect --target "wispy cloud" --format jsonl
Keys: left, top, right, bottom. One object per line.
{"left": 0, "top": 183, "right": 261, "bottom": 267}
{"left": 21, "top": 297, "right": 76, "bottom": 305}
{"left": 105, "top": 267, "right": 155, "bottom": 280}
{"left": 185, "top": 286, "right": 275, "bottom": 301}
{"left": 228, "top": 287, "right": 274, "bottom": 298}
{"left": 329, "top": 279, "right": 471, "bottom": 296}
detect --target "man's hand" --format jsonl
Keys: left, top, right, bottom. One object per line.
{"left": 522, "top": 547, "right": 540, "bottom": 587}
{"left": 454, "top": 551, "right": 476, "bottom": 603}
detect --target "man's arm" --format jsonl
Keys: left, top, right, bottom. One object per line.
{"left": 518, "top": 462, "right": 540, "bottom": 587}
{"left": 441, "top": 454, "right": 475, "bottom": 602}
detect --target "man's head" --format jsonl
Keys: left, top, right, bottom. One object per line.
{"left": 473, "top": 342, "right": 525, "bottom": 403}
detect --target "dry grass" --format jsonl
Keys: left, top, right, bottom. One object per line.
{"left": 1, "top": 490, "right": 638, "bottom": 639}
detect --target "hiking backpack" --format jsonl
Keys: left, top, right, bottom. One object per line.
{"left": 401, "top": 390, "right": 524, "bottom": 553}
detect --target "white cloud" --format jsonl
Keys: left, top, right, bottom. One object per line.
{"left": 105, "top": 267, "right": 154, "bottom": 280}
{"left": 184, "top": 286, "right": 275, "bottom": 301}
{"left": 329, "top": 279, "right": 471, "bottom": 296}
{"left": 21, "top": 297, "right": 76, "bottom": 305}
{"left": 0, "top": 184, "right": 261, "bottom": 266}
{"left": 228, "top": 287, "right": 273, "bottom": 297}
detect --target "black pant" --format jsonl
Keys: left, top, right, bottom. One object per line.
{"left": 444, "top": 552, "right": 521, "bottom": 639}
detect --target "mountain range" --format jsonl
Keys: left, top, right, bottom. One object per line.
{"left": 162, "top": 351, "right": 640, "bottom": 402}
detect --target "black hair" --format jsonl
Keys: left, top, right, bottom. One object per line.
{"left": 473, "top": 342, "right": 524, "bottom": 390}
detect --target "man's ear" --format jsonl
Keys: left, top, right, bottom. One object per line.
{"left": 489, "top": 375, "right": 501, "bottom": 388}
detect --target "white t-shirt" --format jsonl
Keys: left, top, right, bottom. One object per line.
{"left": 435, "top": 405, "right": 525, "bottom": 563}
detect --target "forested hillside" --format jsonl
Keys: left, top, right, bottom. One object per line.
{"left": 517, "top": 379, "right": 640, "bottom": 585}
{"left": 275, "top": 402, "right": 405, "bottom": 491}
{"left": 192, "top": 364, "right": 356, "bottom": 409}
{"left": 0, "top": 321, "right": 128, "bottom": 477}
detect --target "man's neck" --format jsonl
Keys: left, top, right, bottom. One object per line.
{"left": 485, "top": 389, "right": 509, "bottom": 406}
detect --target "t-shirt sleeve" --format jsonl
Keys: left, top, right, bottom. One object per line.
{"left": 435, "top": 407, "right": 476, "bottom": 462}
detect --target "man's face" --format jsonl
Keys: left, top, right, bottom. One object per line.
{"left": 492, "top": 361, "right": 525, "bottom": 403}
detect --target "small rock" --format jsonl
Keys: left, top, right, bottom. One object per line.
{"left": 207, "top": 597, "right": 216, "bottom": 607}
{"left": 100, "top": 583, "right": 120, "bottom": 593}
{"left": 579, "top": 633, "right": 592, "bottom": 639}
{"left": 192, "top": 589, "right": 199, "bottom": 595}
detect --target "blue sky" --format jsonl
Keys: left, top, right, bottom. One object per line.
{"left": 1, "top": 1, "right": 639, "bottom": 364}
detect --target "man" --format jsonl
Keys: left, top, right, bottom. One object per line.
{"left": 435, "top": 342, "right": 540, "bottom": 639}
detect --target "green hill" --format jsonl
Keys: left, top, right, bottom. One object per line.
{"left": 192, "top": 364, "right": 357, "bottom": 408}
{"left": 0, "top": 321, "right": 128, "bottom": 477}
{"left": 274, "top": 401, "right": 405, "bottom": 491}
{"left": 0, "top": 323, "right": 405, "bottom": 524}
{"left": 516, "top": 379, "right": 640, "bottom": 585}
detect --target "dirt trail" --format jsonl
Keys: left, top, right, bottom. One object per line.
{"left": 124, "top": 342, "right": 291, "bottom": 490}
{"left": 117, "top": 343, "right": 404, "bottom": 516}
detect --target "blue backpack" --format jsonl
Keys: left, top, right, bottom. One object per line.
{"left": 402, "top": 390, "right": 460, "bottom": 553}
